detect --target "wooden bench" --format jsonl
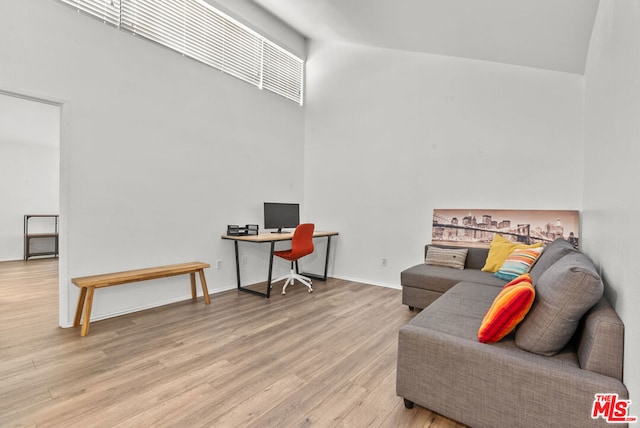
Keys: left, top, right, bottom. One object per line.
{"left": 72, "top": 262, "right": 210, "bottom": 336}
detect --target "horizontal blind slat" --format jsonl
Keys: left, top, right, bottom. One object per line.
{"left": 60, "top": 0, "right": 121, "bottom": 26}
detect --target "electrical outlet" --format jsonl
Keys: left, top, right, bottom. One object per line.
{"left": 241, "top": 255, "right": 248, "bottom": 266}
{"left": 216, "top": 259, "right": 222, "bottom": 270}
{"left": 381, "top": 258, "right": 388, "bottom": 267}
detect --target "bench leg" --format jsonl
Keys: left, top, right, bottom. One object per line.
{"left": 199, "top": 269, "right": 211, "bottom": 305}
{"left": 81, "top": 287, "right": 95, "bottom": 337}
{"left": 190, "top": 272, "right": 197, "bottom": 301}
{"left": 74, "top": 287, "right": 87, "bottom": 328}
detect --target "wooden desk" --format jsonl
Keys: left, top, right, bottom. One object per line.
{"left": 72, "top": 262, "right": 210, "bottom": 336}
{"left": 222, "top": 231, "right": 338, "bottom": 298}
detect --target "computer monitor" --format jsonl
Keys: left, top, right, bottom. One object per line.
{"left": 264, "top": 202, "right": 300, "bottom": 233}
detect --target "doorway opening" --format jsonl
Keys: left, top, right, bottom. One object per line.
{"left": 0, "top": 90, "right": 62, "bottom": 321}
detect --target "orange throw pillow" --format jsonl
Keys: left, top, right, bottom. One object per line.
{"left": 478, "top": 274, "right": 536, "bottom": 343}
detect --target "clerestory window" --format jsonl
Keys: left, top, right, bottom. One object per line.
{"left": 57, "top": 0, "right": 304, "bottom": 105}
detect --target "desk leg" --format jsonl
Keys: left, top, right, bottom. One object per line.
{"left": 235, "top": 240, "right": 273, "bottom": 299}
{"left": 234, "top": 240, "right": 241, "bottom": 290}
{"left": 73, "top": 287, "right": 87, "bottom": 328}
{"left": 199, "top": 269, "right": 211, "bottom": 304}
{"left": 303, "top": 235, "right": 333, "bottom": 281}
{"left": 190, "top": 272, "right": 197, "bottom": 301}
{"left": 322, "top": 235, "right": 333, "bottom": 280}
{"left": 81, "top": 287, "right": 95, "bottom": 337}
{"left": 266, "top": 241, "right": 275, "bottom": 298}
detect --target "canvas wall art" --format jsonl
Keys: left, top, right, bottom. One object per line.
{"left": 432, "top": 209, "right": 580, "bottom": 249}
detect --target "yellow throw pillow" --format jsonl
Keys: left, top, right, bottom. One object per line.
{"left": 481, "top": 234, "right": 542, "bottom": 273}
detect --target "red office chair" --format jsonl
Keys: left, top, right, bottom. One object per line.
{"left": 272, "top": 223, "right": 315, "bottom": 294}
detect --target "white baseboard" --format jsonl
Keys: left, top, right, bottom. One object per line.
{"left": 62, "top": 279, "right": 400, "bottom": 329}
{"left": 333, "top": 274, "right": 402, "bottom": 290}
{"left": 61, "top": 284, "right": 238, "bottom": 328}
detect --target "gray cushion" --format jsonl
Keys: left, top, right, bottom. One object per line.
{"left": 401, "top": 264, "right": 506, "bottom": 294}
{"left": 425, "top": 245, "right": 490, "bottom": 270}
{"left": 424, "top": 246, "right": 468, "bottom": 270}
{"left": 408, "top": 281, "right": 501, "bottom": 339}
{"left": 529, "top": 238, "right": 578, "bottom": 283}
{"left": 516, "top": 252, "right": 604, "bottom": 356}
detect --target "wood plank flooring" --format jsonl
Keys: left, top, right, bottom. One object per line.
{"left": 0, "top": 259, "right": 465, "bottom": 427}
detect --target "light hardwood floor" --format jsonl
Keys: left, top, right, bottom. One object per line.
{"left": 0, "top": 259, "right": 465, "bottom": 428}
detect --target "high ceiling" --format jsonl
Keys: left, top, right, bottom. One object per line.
{"left": 251, "top": 0, "right": 600, "bottom": 75}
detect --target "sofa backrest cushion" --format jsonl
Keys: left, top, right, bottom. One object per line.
{"left": 515, "top": 251, "right": 604, "bottom": 356}
{"left": 529, "top": 238, "right": 578, "bottom": 283}
{"left": 575, "top": 296, "right": 625, "bottom": 380}
{"left": 425, "top": 245, "right": 489, "bottom": 271}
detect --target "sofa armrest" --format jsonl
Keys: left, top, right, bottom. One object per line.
{"left": 576, "top": 296, "right": 625, "bottom": 380}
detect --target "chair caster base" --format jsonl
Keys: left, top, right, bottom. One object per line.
{"left": 282, "top": 287, "right": 313, "bottom": 295}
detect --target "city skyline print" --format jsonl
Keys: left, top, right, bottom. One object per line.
{"left": 433, "top": 209, "right": 580, "bottom": 249}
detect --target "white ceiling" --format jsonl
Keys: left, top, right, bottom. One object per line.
{"left": 251, "top": 0, "right": 600, "bottom": 75}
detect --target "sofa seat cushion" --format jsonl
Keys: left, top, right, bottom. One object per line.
{"left": 401, "top": 264, "right": 507, "bottom": 294}
{"left": 403, "top": 281, "right": 581, "bottom": 370}
{"left": 409, "top": 281, "right": 501, "bottom": 338}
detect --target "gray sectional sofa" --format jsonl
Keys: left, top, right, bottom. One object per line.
{"left": 396, "top": 238, "right": 628, "bottom": 428}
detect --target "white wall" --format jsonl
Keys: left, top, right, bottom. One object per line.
{"left": 583, "top": 0, "right": 640, "bottom": 413}
{"left": 304, "top": 40, "right": 585, "bottom": 287}
{"left": 0, "top": 0, "right": 306, "bottom": 325}
{"left": 0, "top": 94, "right": 60, "bottom": 261}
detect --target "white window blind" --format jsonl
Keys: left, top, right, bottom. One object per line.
{"left": 57, "top": 0, "right": 304, "bottom": 104}
{"left": 221, "top": 18, "right": 262, "bottom": 87}
{"left": 263, "top": 41, "right": 304, "bottom": 104}
{"left": 184, "top": 0, "right": 224, "bottom": 71}
{"left": 120, "top": 0, "right": 186, "bottom": 53}
{"left": 60, "top": 0, "right": 121, "bottom": 26}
